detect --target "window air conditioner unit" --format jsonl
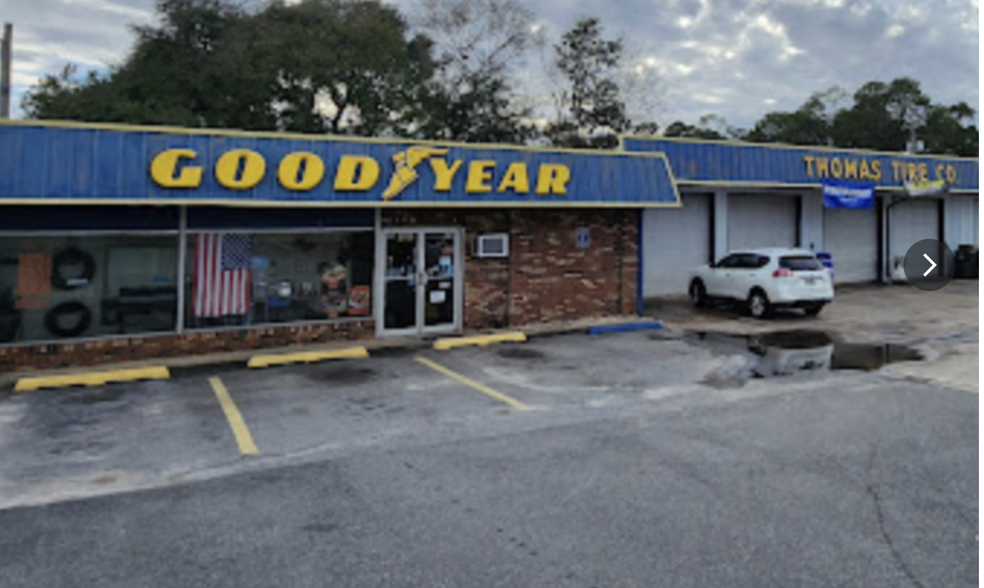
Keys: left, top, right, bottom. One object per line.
{"left": 475, "top": 233, "right": 509, "bottom": 258}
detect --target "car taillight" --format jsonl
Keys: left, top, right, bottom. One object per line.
{"left": 772, "top": 268, "right": 795, "bottom": 278}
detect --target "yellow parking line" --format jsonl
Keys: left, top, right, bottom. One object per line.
{"left": 415, "top": 356, "right": 531, "bottom": 411}
{"left": 208, "top": 377, "right": 259, "bottom": 455}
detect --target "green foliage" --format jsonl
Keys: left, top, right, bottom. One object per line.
{"left": 743, "top": 77, "right": 975, "bottom": 156}
{"left": 920, "top": 102, "right": 978, "bottom": 157}
{"left": 745, "top": 89, "right": 844, "bottom": 146}
{"left": 410, "top": 0, "right": 538, "bottom": 143}
{"left": 662, "top": 115, "right": 740, "bottom": 140}
{"left": 415, "top": 73, "right": 534, "bottom": 143}
{"left": 547, "top": 18, "right": 630, "bottom": 149}
{"left": 23, "top": 0, "right": 435, "bottom": 137}
{"left": 662, "top": 121, "right": 726, "bottom": 140}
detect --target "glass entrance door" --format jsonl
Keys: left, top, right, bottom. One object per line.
{"left": 380, "top": 229, "right": 461, "bottom": 336}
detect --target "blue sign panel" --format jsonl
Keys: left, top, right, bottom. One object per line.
{"left": 0, "top": 122, "right": 680, "bottom": 207}
{"left": 822, "top": 180, "right": 874, "bottom": 209}
{"left": 622, "top": 136, "right": 978, "bottom": 193}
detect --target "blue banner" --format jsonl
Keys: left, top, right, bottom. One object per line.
{"left": 822, "top": 180, "right": 875, "bottom": 209}
{"left": 0, "top": 121, "right": 680, "bottom": 207}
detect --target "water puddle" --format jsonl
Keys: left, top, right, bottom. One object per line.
{"left": 686, "top": 329, "right": 923, "bottom": 384}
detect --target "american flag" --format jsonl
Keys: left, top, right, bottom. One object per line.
{"left": 193, "top": 233, "right": 252, "bottom": 318}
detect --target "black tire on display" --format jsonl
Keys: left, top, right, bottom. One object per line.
{"left": 44, "top": 301, "right": 93, "bottom": 338}
{"left": 51, "top": 248, "right": 97, "bottom": 291}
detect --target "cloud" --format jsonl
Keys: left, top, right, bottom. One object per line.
{"left": 5, "top": 0, "right": 978, "bottom": 131}
{"left": 5, "top": 0, "right": 153, "bottom": 115}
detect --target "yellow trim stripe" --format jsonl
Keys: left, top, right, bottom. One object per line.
{"left": 0, "top": 198, "right": 684, "bottom": 208}
{"left": 0, "top": 118, "right": 673, "bottom": 160}
{"left": 209, "top": 376, "right": 259, "bottom": 455}
{"left": 13, "top": 366, "right": 169, "bottom": 393}
{"left": 619, "top": 133, "right": 980, "bottom": 163}
{"left": 247, "top": 346, "right": 369, "bottom": 368}
{"left": 415, "top": 356, "right": 531, "bottom": 411}
{"left": 672, "top": 179, "right": 977, "bottom": 193}
{"left": 433, "top": 332, "right": 527, "bottom": 351}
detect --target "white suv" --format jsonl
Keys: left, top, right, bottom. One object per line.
{"left": 688, "top": 248, "right": 834, "bottom": 319}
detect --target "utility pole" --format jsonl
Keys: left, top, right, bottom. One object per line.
{"left": 1, "top": 23, "right": 11, "bottom": 118}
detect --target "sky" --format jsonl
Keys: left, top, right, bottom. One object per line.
{"left": 0, "top": 0, "right": 979, "bottom": 132}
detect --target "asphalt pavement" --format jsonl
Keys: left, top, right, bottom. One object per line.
{"left": 0, "top": 283, "right": 978, "bottom": 587}
{"left": 0, "top": 354, "right": 978, "bottom": 587}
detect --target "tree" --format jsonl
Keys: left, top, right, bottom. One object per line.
{"left": 547, "top": 18, "right": 630, "bottom": 149}
{"left": 745, "top": 87, "right": 846, "bottom": 146}
{"left": 23, "top": 0, "right": 438, "bottom": 137}
{"left": 24, "top": 0, "right": 276, "bottom": 129}
{"left": 921, "top": 102, "right": 978, "bottom": 157}
{"left": 662, "top": 114, "right": 741, "bottom": 140}
{"left": 829, "top": 78, "right": 930, "bottom": 152}
{"left": 740, "top": 77, "right": 975, "bottom": 156}
{"left": 410, "top": 0, "right": 538, "bottom": 143}
{"left": 251, "top": 0, "right": 436, "bottom": 136}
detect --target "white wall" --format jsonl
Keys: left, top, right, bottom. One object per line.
{"left": 642, "top": 194, "right": 711, "bottom": 297}
{"left": 799, "top": 191, "right": 824, "bottom": 253}
{"left": 727, "top": 194, "right": 798, "bottom": 250}
{"left": 944, "top": 195, "right": 979, "bottom": 250}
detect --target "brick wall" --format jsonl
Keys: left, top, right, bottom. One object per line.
{"left": 0, "top": 320, "right": 374, "bottom": 373}
{"left": 383, "top": 208, "right": 640, "bottom": 329}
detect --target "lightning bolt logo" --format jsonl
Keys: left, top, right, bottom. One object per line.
{"left": 382, "top": 146, "right": 449, "bottom": 200}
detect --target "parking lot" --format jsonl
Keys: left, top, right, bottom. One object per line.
{"left": 0, "top": 282, "right": 977, "bottom": 587}
{"left": 0, "top": 282, "right": 978, "bottom": 509}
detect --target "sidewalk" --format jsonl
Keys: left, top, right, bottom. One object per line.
{"left": 0, "top": 314, "right": 657, "bottom": 389}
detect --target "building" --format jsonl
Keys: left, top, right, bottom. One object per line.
{"left": 0, "top": 120, "right": 678, "bottom": 371}
{"left": 623, "top": 136, "right": 979, "bottom": 297}
{"left": 1, "top": 121, "right": 977, "bottom": 372}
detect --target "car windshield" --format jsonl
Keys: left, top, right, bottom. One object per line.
{"left": 779, "top": 256, "right": 823, "bottom": 271}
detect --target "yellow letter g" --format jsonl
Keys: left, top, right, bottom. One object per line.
{"left": 150, "top": 149, "right": 203, "bottom": 188}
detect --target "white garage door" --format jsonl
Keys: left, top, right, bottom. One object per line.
{"left": 945, "top": 196, "right": 979, "bottom": 249}
{"left": 823, "top": 206, "right": 878, "bottom": 283}
{"left": 728, "top": 194, "right": 798, "bottom": 250}
{"left": 642, "top": 194, "right": 711, "bottom": 297}
{"left": 891, "top": 199, "right": 940, "bottom": 258}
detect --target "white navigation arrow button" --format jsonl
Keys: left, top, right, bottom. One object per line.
{"left": 923, "top": 253, "right": 937, "bottom": 277}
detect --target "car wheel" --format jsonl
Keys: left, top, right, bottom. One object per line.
{"left": 689, "top": 280, "right": 707, "bottom": 308}
{"left": 747, "top": 290, "right": 773, "bottom": 319}
{"left": 804, "top": 304, "right": 824, "bottom": 317}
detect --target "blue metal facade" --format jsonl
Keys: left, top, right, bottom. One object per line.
{"left": 0, "top": 122, "right": 680, "bottom": 207}
{"left": 622, "top": 136, "right": 979, "bottom": 193}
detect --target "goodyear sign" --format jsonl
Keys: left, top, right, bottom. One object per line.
{"left": 0, "top": 122, "right": 680, "bottom": 207}
{"left": 622, "top": 136, "right": 979, "bottom": 193}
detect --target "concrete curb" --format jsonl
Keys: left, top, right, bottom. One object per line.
{"left": 587, "top": 321, "right": 664, "bottom": 336}
{"left": 14, "top": 366, "right": 170, "bottom": 393}
{"left": 247, "top": 346, "right": 370, "bottom": 368}
{"left": 0, "top": 314, "right": 657, "bottom": 391}
{"left": 433, "top": 332, "right": 527, "bottom": 351}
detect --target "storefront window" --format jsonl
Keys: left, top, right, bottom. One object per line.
{"left": 183, "top": 231, "right": 374, "bottom": 329}
{"left": 0, "top": 235, "right": 179, "bottom": 344}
